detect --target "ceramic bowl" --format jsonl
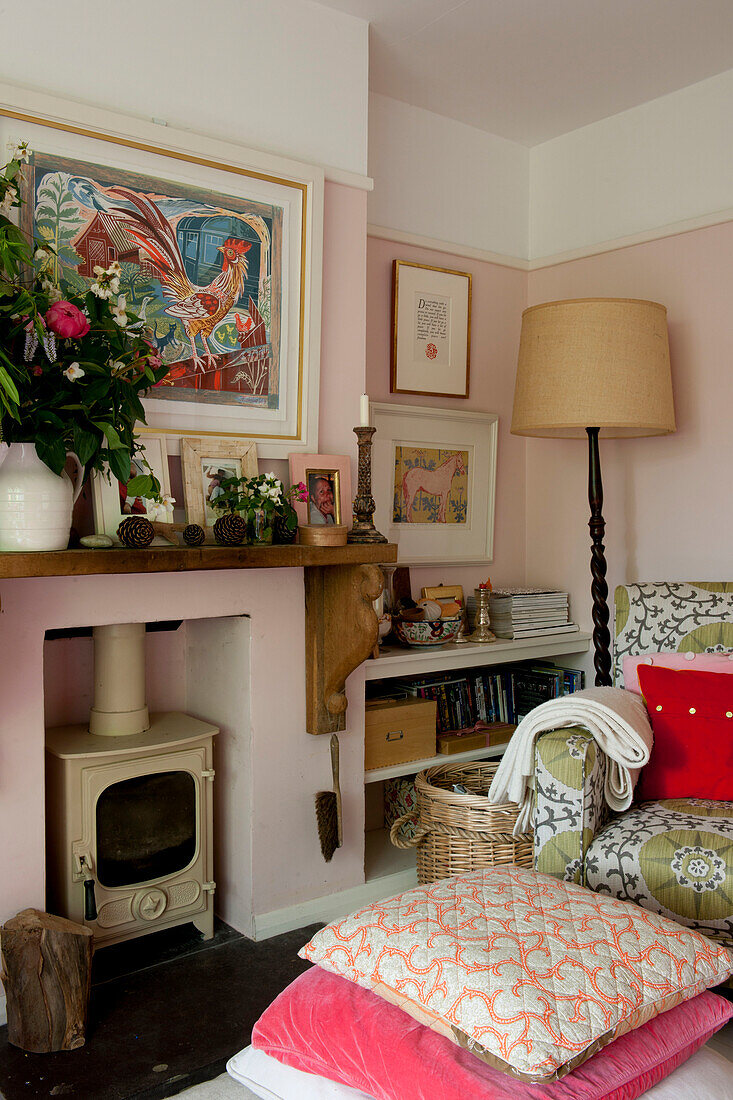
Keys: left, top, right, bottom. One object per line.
{"left": 392, "top": 616, "right": 462, "bottom": 648}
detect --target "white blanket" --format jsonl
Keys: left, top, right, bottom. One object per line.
{"left": 488, "top": 686, "right": 654, "bottom": 834}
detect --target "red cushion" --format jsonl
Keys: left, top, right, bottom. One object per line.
{"left": 251, "top": 964, "right": 733, "bottom": 1100}
{"left": 637, "top": 664, "right": 733, "bottom": 800}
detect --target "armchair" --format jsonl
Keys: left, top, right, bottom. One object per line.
{"left": 534, "top": 582, "right": 733, "bottom": 948}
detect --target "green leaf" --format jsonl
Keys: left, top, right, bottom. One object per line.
{"left": 92, "top": 421, "right": 125, "bottom": 449}
{"left": 35, "top": 435, "right": 67, "bottom": 476}
{"left": 73, "top": 427, "right": 98, "bottom": 466}
{"left": 0, "top": 364, "right": 20, "bottom": 404}
{"left": 126, "top": 474, "right": 156, "bottom": 496}
{"left": 108, "top": 445, "right": 132, "bottom": 483}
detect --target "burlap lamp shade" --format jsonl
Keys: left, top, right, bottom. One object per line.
{"left": 512, "top": 298, "right": 675, "bottom": 438}
{"left": 511, "top": 297, "right": 675, "bottom": 685}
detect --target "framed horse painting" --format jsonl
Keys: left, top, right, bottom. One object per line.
{"left": 370, "top": 404, "right": 498, "bottom": 565}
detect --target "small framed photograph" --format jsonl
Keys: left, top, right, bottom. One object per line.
{"left": 92, "top": 433, "right": 172, "bottom": 543}
{"left": 288, "top": 453, "right": 352, "bottom": 529}
{"left": 181, "top": 437, "right": 258, "bottom": 527}
{"left": 371, "top": 403, "right": 497, "bottom": 565}
{"left": 391, "top": 260, "right": 471, "bottom": 398}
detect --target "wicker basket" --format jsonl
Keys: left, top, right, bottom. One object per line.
{"left": 389, "top": 760, "right": 533, "bottom": 884}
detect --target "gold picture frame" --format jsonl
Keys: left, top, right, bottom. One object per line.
{"left": 0, "top": 84, "right": 324, "bottom": 456}
{"left": 391, "top": 260, "right": 471, "bottom": 399}
{"left": 181, "top": 436, "right": 258, "bottom": 528}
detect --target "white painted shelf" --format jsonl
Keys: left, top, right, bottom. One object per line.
{"left": 366, "top": 631, "right": 591, "bottom": 680}
{"left": 365, "top": 742, "right": 508, "bottom": 784}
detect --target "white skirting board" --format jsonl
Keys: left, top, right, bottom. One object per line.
{"left": 252, "top": 868, "right": 418, "bottom": 941}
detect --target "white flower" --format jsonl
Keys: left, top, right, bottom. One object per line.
{"left": 93, "top": 265, "right": 105, "bottom": 276}
{"left": 149, "top": 495, "right": 175, "bottom": 521}
{"left": 110, "top": 359, "right": 126, "bottom": 376}
{"left": 0, "top": 185, "right": 18, "bottom": 215}
{"left": 7, "top": 140, "right": 30, "bottom": 163}
{"left": 111, "top": 295, "right": 128, "bottom": 327}
{"left": 41, "top": 278, "right": 63, "bottom": 304}
{"left": 34, "top": 248, "right": 49, "bottom": 263}
{"left": 63, "top": 362, "right": 85, "bottom": 382}
{"left": 106, "top": 260, "right": 122, "bottom": 276}
{"left": 109, "top": 277, "right": 120, "bottom": 294}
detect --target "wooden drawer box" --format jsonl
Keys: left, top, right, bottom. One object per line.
{"left": 365, "top": 698, "right": 437, "bottom": 770}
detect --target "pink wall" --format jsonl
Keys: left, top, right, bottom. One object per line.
{"left": 525, "top": 222, "right": 733, "bottom": 639}
{"left": 366, "top": 237, "right": 527, "bottom": 598}
{"left": 1, "top": 182, "right": 371, "bottom": 930}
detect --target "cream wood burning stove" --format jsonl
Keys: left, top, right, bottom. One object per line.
{"left": 45, "top": 624, "right": 218, "bottom": 948}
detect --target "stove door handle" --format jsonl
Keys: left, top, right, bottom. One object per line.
{"left": 83, "top": 876, "right": 97, "bottom": 922}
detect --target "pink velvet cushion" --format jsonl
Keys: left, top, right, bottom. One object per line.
{"left": 623, "top": 651, "right": 733, "bottom": 695}
{"left": 252, "top": 964, "right": 733, "bottom": 1100}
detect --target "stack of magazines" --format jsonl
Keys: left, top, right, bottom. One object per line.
{"left": 468, "top": 587, "right": 579, "bottom": 640}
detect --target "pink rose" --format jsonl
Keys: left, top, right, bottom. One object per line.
{"left": 45, "top": 300, "right": 90, "bottom": 339}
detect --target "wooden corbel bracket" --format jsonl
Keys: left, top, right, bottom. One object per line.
{"left": 304, "top": 563, "right": 384, "bottom": 735}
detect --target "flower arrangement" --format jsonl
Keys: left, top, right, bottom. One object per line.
{"left": 0, "top": 142, "right": 169, "bottom": 498}
{"left": 211, "top": 473, "right": 308, "bottom": 541}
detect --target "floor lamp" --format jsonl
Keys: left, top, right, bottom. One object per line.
{"left": 511, "top": 298, "right": 675, "bottom": 686}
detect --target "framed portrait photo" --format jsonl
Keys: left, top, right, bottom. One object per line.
{"left": 0, "top": 82, "right": 323, "bottom": 458}
{"left": 181, "top": 436, "right": 258, "bottom": 527}
{"left": 391, "top": 260, "right": 471, "bottom": 398}
{"left": 91, "top": 432, "right": 172, "bottom": 543}
{"left": 371, "top": 403, "right": 497, "bottom": 565}
{"left": 288, "top": 453, "right": 352, "bottom": 529}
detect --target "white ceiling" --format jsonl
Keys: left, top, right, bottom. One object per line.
{"left": 315, "top": 0, "right": 733, "bottom": 145}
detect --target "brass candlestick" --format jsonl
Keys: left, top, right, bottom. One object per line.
{"left": 348, "top": 426, "right": 387, "bottom": 544}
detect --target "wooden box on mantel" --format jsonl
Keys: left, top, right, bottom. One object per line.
{"left": 365, "top": 697, "right": 437, "bottom": 770}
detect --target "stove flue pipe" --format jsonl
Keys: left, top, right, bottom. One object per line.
{"left": 89, "top": 623, "right": 150, "bottom": 737}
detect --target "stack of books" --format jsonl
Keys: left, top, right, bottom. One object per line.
{"left": 468, "top": 587, "right": 579, "bottom": 640}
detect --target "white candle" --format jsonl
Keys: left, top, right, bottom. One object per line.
{"left": 359, "top": 393, "right": 370, "bottom": 426}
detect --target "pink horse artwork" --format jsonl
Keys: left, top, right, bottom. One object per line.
{"left": 402, "top": 452, "right": 466, "bottom": 523}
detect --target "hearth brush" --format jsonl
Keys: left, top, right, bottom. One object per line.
{"left": 315, "top": 734, "right": 343, "bottom": 861}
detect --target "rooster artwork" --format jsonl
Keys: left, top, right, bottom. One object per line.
{"left": 25, "top": 148, "right": 284, "bottom": 410}
{"left": 108, "top": 188, "right": 252, "bottom": 375}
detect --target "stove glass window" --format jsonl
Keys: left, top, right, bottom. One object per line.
{"left": 96, "top": 771, "right": 196, "bottom": 887}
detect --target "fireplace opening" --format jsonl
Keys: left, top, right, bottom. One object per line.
{"left": 44, "top": 613, "right": 252, "bottom": 945}
{"left": 96, "top": 771, "right": 197, "bottom": 889}
{"left": 45, "top": 622, "right": 219, "bottom": 948}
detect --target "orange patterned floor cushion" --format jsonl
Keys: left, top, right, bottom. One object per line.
{"left": 300, "top": 866, "right": 733, "bottom": 1082}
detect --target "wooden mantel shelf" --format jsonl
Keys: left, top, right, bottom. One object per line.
{"left": 0, "top": 543, "right": 397, "bottom": 579}
{"left": 0, "top": 541, "right": 398, "bottom": 736}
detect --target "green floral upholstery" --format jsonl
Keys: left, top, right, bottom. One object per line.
{"left": 585, "top": 800, "right": 733, "bottom": 947}
{"left": 532, "top": 581, "right": 733, "bottom": 948}
{"left": 534, "top": 729, "right": 607, "bottom": 885}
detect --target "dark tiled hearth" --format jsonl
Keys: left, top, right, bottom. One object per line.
{"left": 0, "top": 919, "right": 318, "bottom": 1099}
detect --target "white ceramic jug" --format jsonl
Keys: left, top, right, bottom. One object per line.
{"left": 0, "top": 443, "right": 84, "bottom": 551}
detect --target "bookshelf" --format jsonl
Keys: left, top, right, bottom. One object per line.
{"left": 363, "top": 629, "right": 592, "bottom": 887}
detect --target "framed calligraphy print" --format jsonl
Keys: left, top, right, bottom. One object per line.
{"left": 390, "top": 260, "right": 471, "bottom": 398}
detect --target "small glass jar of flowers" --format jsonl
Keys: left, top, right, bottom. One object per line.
{"left": 210, "top": 473, "right": 308, "bottom": 545}
{"left": 0, "top": 141, "right": 170, "bottom": 549}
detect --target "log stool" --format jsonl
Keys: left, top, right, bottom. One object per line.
{"left": 0, "top": 908, "right": 93, "bottom": 1052}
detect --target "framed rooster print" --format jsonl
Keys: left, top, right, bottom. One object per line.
{"left": 0, "top": 83, "right": 323, "bottom": 458}
{"left": 370, "top": 403, "right": 497, "bottom": 565}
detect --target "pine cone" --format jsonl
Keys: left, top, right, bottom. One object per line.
{"left": 182, "top": 523, "right": 206, "bottom": 546}
{"left": 117, "top": 516, "right": 155, "bottom": 548}
{"left": 213, "top": 513, "right": 246, "bottom": 546}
